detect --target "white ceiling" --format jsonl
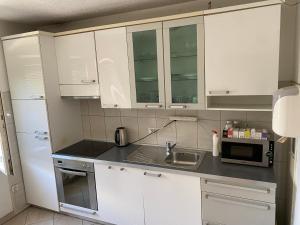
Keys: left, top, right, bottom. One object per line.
{"left": 0, "top": 0, "right": 199, "bottom": 25}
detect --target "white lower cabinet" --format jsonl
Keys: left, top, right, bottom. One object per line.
{"left": 95, "top": 164, "right": 144, "bottom": 225}
{"left": 143, "top": 170, "right": 202, "bottom": 225}
{"left": 17, "top": 133, "right": 59, "bottom": 211}
{"left": 95, "top": 164, "right": 202, "bottom": 225}
{"left": 202, "top": 192, "right": 275, "bottom": 225}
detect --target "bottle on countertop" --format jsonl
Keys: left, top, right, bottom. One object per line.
{"left": 223, "top": 121, "right": 233, "bottom": 138}
{"left": 212, "top": 130, "right": 219, "bottom": 157}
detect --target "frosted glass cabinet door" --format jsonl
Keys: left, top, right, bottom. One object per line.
{"left": 205, "top": 5, "right": 281, "bottom": 96}
{"left": 127, "top": 23, "right": 165, "bottom": 109}
{"left": 55, "top": 32, "right": 98, "bottom": 85}
{"left": 95, "top": 27, "right": 132, "bottom": 108}
{"left": 3, "top": 36, "right": 46, "bottom": 100}
{"left": 163, "top": 17, "right": 205, "bottom": 110}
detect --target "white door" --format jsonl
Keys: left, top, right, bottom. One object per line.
{"left": 205, "top": 5, "right": 281, "bottom": 96}
{"left": 17, "top": 132, "right": 58, "bottom": 211}
{"left": 0, "top": 98, "right": 13, "bottom": 219}
{"left": 127, "top": 23, "right": 165, "bottom": 109}
{"left": 55, "top": 32, "right": 98, "bottom": 85}
{"left": 12, "top": 100, "right": 49, "bottom": 134}
{"left": 95, "top": 164, "right": 144, "bottom": 225}
{"left": 3, "top": 36, "right": 46, "bottom": 100}
{"left": 142, "top": 170, "right": 202, "bottom": 225}
{"left": 96, "top": 27, "right": 132, "bottom": 109}
{"left": 163, "top": 17, "right": 205, "bottom": 110}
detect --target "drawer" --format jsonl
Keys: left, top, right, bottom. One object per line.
{"left": 202, "top": 192, "right": 275, "bottom": 225}
{"left": 59, "top": 84, "right": 100, "bottom": 97}
{"left": 201, "top": 178, "right": 275, "bottom": 203}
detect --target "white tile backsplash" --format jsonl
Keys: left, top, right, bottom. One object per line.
{"left": 81, "top": 116, "right": 91, "bottom": 139}
{"left": 137, "top": 117, "right": 157, "bottom": 145}
{"left": 90, "top": 116, "right": 106, "bottom": 141}
{"left": 104, "top": 116, "right": 122, "bottom": 142}
{"left": 198, "top": 120, "right": 221, "bottom": 150}
{"left": 81, "top": 100, "right": 273, "bottom": 150}
{"left": 121, "top": 117, "right": 139, "bottom": 142}
{"left": 176, "top": 121, "right": 198, "bottom": 148}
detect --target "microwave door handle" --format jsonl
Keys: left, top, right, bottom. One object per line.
{"left": 59, "top": 169, "right": 87, "bottom": 177}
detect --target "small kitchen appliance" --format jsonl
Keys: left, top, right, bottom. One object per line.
{"left": 115, "top": 127, "right": 128, "bottom": 147}
{"left": 221, "top": 138, "right": 274, "bottom": 167}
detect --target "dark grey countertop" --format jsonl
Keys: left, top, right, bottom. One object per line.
{"left": 97, "top": 144, "right": 276, "bottom": 185}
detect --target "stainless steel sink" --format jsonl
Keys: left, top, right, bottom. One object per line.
{"left": 165, "top": 152, "right": 201, "bottom": 166}
{"left": 125, "top": 146, "right": 205, "bottom": 171}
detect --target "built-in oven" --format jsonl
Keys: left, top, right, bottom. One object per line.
{"left": 221, "top": 138, "right": 274, "bottom": 167}
{"left": 53, "top": 158, "right": 97, "bottom": 214}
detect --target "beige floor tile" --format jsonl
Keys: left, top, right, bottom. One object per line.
{"left": 28, "top": 220, "right": 53, "bottom": 225}
{"left": 53, "top": 213, "right": 82, "bottom": 225}
{"left": 3, "top": 210, "right": 28, "bottom": 225}
{"left": 25, "top": 207, "right": 54, "bottom": 225}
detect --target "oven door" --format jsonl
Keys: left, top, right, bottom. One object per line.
{"left": 221, "top": 140, "right": 269, "bottom": 167}
{"left": 55, "top": 167, "right": 98, "bottom": 211}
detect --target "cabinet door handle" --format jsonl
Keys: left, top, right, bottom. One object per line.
{"left": 103, "top": 104, "right": 118, "bottom": 108}
{"left": 34, "top": 130, "right": 48, "bottom": 135}
{"left": 205, "top": 194, "right": 271, "bottom": 211}
{"left": 30, "top": 95, "right": 44, "bottom": 99}
{"left": 169, "top": 105, "right": 187, "bottom": 109}
{"left": 144, "top": 172, "right": 162, "bottom": 177}
{"left": 204, "top": 179, "right": 270, "bottom": 194}
{"left": 35, "top": 136, "right": 49, "bottom": 141}
{"left": 208, "top": 90, "right": 230, "bottom": 95}
{"left": 108, "top": 166, "right": 112, "bottom": 169}
{"left": 81, "top": 79, "right": 96, "bottom": 84}
{"left": 145, "top": 104, "right": 162, "bottom": 109}
{"left": 120, "top": 168, "right": 125, "bottom": 171}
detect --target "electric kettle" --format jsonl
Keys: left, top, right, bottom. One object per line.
{"left": 115, "top": 127, "right": 128, "bottom": 147}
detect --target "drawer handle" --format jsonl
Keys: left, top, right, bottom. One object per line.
{"left": 108, "top": 166, "right": 112, "bottom": 169}
{"left": 35, "top": 136, "right": 49, "bottom": 141}
{"left": 205, "top": 194, "right": 271, "bottom": 211}
{"left": 208, "top": 90, "right": 230, "bottom": 95}
{"left": 103, "top": 104, "right": 118, "bottom": 108}
{"left": 144, "top": 172, "right": 162, "bottom": 177}
{"left": 145, "top": 104, "right": 162, "bottom": 109}
{"left": 34, "top": 130, "right": 48, "bottom": 135}
{"left": 169, "top": 105, "right": 187, "bottom": 109}
{"left": 205, "top": 180, "right": 270, "bottom": 194}
{"left": 30, "top": 95, "right": 44, "bottom": 99}
{"left": 81, "top": 79, "right": 96, "bottom": 84}
{"left": 120, "top": 168, "right": 125, "bottom": 171}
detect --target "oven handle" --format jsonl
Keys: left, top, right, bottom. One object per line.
{"left": 59, "top": 168, "right": 87, "bottom": 177}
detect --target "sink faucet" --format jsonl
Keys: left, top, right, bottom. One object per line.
{"left": 166, "top": 141, "right": 176, "bottom": 156}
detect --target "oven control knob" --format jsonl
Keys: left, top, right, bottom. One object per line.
{"left": 82, "top": 163, "right": 87, "bottom": 168}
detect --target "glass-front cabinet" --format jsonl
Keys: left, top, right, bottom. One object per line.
{"left": 127, "top": 22, "right": 165, "bottom": 109}
{"left": 163, "top": 17, "right": 205, "bottom": 109}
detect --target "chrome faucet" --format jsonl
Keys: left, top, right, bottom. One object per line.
{"left": 166, "top": 141, "right": 176, "bottom": 156}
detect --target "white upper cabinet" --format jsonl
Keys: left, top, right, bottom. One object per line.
{"left": 163, "top": 17, "right": 205, "bottom": 110}
{"left": 143, "top": 170, "right": 202, "bottom": 225}
{"left": 127, "top": 22, "right": 165, "bottom": 109}
{"left": 55, "top": 32, "right": 99, "bottom": 97}
{"left": 3, "top": 36, "right": 46, "bottom": 100}
{"left": 205, "top": 5, "right": 281, "bottom": 96}
{"left": 95, "top": 27, "right": 132, "bottom": 108}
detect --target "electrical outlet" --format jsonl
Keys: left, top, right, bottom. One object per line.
{"left": 11, "top": 184, "right": 19, "bottom": 193}
{"left": 148, "top": 128, "right": 159, "bottom": 134}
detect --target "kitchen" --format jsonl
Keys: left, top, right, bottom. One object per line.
{"left": 0, "top": 0, "right": 299, "bottom": 225}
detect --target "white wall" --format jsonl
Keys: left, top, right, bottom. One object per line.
{"left": 41, "top": 0, "right": 265, "bottom": 32}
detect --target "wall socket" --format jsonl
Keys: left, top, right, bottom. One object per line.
{"left": 148, "top": 128, "right": 159, "bottom": 134}
{"left": 11, "top": 184, "right": 19, "bottom": 193}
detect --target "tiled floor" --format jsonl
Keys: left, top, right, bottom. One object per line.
{"left": 3, "top": 207, "right": 103, "bottom": 225}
